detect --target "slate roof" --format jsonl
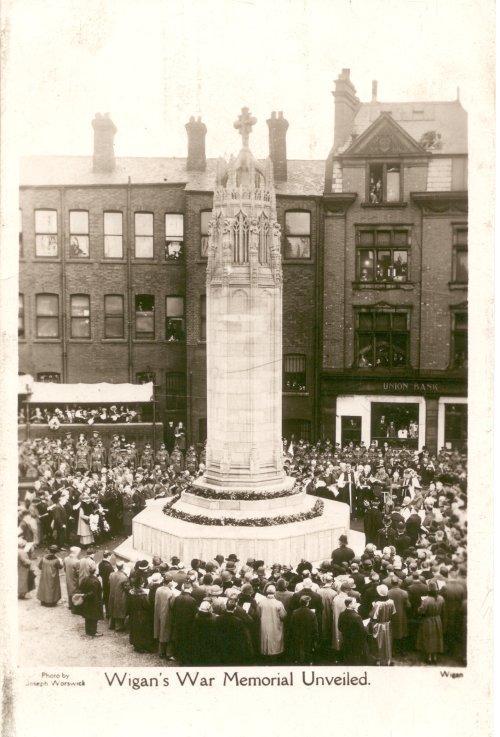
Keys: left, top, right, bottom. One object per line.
{"left": 351, "top": 100, "right": 467, "bottom": 155}
{"left": 20, "top": 156, "right": 325, "bottom": 196}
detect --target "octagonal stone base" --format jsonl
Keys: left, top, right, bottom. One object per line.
{"left": 114, "top": 497, "right": 366, "bottom": 566}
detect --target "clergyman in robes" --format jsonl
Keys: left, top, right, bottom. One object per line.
{"left": 37, "top": 545, "right": 63, "bottom": 606}
{"left": 256, "top": 585, "right": 286, "bottom": 661}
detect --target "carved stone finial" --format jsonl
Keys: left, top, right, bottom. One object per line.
{"left": 234, "top": 107, "right": 257, "bottom": 148}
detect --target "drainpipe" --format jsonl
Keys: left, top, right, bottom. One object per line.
{"left": 127, "top": 177, "right": 133, "bottom": 382}
{"left": 60, "top": 188, "right": 68, "bottom": 381}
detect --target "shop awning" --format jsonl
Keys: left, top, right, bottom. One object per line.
{"left": 27, "top": 382, "right": 154, "bottom": 404}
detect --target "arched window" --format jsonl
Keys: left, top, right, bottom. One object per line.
{"left": 258, "top": 213, "right": 270, "bottom": 264}
{"left": 233, "top": 211, "right": 249, "bottom": 264}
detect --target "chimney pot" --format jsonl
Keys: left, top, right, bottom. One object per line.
{"left": 185, "top": 116, "right": 207, "bottom": 171}
{"left": 372, "top": 80, "right": 378, "bottom": 102}
{"left": 92, "top": 113, "right": 117, "bottom": 173}
{"left": 267, "top": 110, "right": 289, "bottom": 181}
{"left": 332, "top": 69, "right": 360, "bottom": 152}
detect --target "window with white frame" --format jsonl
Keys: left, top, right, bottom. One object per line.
{"left": 165, "top": 213, "right": 184, "bottom": 260}
{"left": 135, "top": 295, "right": 155, "bottom": 338}
{"left": 70, "top": 294, "right": 91, "bottom": 338}
{"left": 36, "top": 294, "right": 59, "bottom": 338}
{"left": 69, "top": 211, "right": 89, "bottom": 258}
{"left": 166, "top": 296, "right": 185, "bottom": 342}
{"left": 284, "top": 211, "right": 311, "bottom": 259}
{"left": 35, "top": 210, "right": 58, "bottom": 257}
{"left": 104, "top": 295, "right": 124, "bottom": 338}
{"left": 134, "top": 213, "right": 154, "bottom": 258}
{"left": 104, "top": 212, "right": 123, "bottom": 259}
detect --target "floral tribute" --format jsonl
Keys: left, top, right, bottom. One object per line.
{"left": 162, "top": 497, "right": 324, "bottom": 527}
{"left": 184, "top": 483, "right": 302, "bottom": 501}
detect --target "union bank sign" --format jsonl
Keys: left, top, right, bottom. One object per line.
{"left": 383, "top": 381, "right": 439, "bottom": 393}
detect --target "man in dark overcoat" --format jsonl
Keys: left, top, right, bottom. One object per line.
{"left": 98, "top": 551, "right": 114, "bottom": 618}
{"left": 338, "top": 598, "right": 370, "bottom": 664}
{"left": 288, "top": 596, "right": 319, "bottom": 664}
{"left": 79, "top": 564, "right": 104, "bottom": 637}
{"left": 171, "top": 583, "right": 198, "bottom": 664}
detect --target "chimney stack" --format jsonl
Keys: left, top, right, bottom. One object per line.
{"left": 332, "top": 68, "right": 360, "bottom": 152}
{"left": 92, "top": 113, "right": 117, "bottom": 173}
{"left": 372, "top": 80, "right": 378, "bottom": 102}
{"left": 185, "top": 116, "right": 207, "bottom": 171}
{"left": 267, "top": 111, "right": 289, "bottom": 181}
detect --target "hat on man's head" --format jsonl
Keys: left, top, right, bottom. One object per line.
{"left": 339, "top": 534, "right": 348, "bottom": 544}
{"left": 214, "top": 554, "right": 224, "bottom": 564}
{"left": 226, "top": 554, "right": 239, "bottom": 562}
{"left": 198, "top": 600, "right": 212, "bottom": 613}
{"left": 137, "top": 560, "right": 149, "bottom": 571}
{"left": 48, "top": 545, "right": 58, "bottom": 553}
{"left": 148, "top": 572, "right": 163, "bottom": 586}
{"left": 376, "top": 584, "right": 389, "bottom": 597}
{"left": 210, "top": 584, "right": 223, "bottom": 596}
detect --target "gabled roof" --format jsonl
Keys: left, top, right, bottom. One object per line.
{"left": 20, "top": 156, "right": 325, "bottom": 196}
{"left": 343, "top": 112, "right": 427, "bottom": 157}
{"left": 350, "top": 100, "right": 467, "bottom": 155}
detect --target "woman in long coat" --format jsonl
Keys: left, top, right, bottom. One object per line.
{"left": 416, "top": 582, "right": 445, "bottom": 663}
{"left": 369, "top": 584, "right": 397, "bottom": 666}
{"left": 18, "top": 541, "right": 33, "bottom": 599}
{"left": 37, "top": 546, "right": 63, "bottom": 606}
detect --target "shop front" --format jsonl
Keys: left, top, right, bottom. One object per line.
{"left": 321, "top": 374, "right": 467, "bottom": 453}
{"left": 335, "top": 394, "right": 425, "bottom": 450}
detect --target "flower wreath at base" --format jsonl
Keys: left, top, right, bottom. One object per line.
{"left": 162, "top": 496, "right": 324, "bottom": 527}
{"left": 184, "top": 483, "right": 302, "bottom": 502}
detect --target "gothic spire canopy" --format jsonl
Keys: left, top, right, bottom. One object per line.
{"left": 207, "top": 108, "right": 280, "bottom": 275}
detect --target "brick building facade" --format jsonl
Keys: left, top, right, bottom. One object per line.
{"left": 19, "top": 113, "right": 322, "bottom": 447}
{"left": 19, "top": 71, "right": 468, "bottom": 452}
{"left": 320, "top": 71, "right": 467, "bottom": 452}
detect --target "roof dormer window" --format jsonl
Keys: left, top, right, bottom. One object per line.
{"left": 367, "top": 162, "right": 402, "bottom": 205}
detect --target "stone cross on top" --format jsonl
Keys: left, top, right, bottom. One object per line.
{"left": 234, "top": 107, "right": 257, "bottom": 148}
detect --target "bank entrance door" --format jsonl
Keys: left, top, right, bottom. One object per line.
{"left": 341, "top": 416, "right": 362, "bottom": 446}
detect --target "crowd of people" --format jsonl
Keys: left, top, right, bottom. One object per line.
{"left": 19, "top": 405, "right": 143, "bottom": 426}
{"left": 18, "top": 432, "right": 467, "bottom": 666}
